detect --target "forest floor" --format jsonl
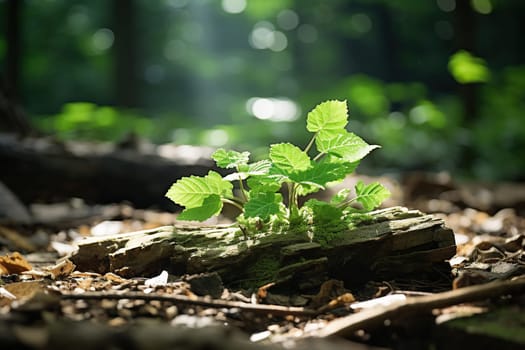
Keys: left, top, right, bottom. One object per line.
{"left": 1, "top": 171, "right": 525, "bottom": 350}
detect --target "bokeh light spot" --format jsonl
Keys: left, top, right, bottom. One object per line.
{"left": 91, "top": 28, "right": 114, "bottom": 53}
{"left": 246, "top": 97, "right": 300, "bottom": 122}
{"left": 269, "top": 31, "right": 288, "bottom": 52}
{"left": 277, "top": 9, "right": 299, "bottom": 30}
{"left": 471, "top": 0, "right": 492, "bottom": 14}
{"left": 297, "top": 24, "right": 318, "bottom": 43}
{"left": 221, "top": 0, "right": 246, "bottom": 14}
{"left": 204, "top": 129, "right": 229, "bottom": 147}
{"left": 249, "top": 22, "right": 275, "bottom": 49}
{"left": 436, "top": 0, "right": 456, "bottom": 12}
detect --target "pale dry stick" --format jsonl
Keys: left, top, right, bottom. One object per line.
{"left": 60, "top": 290, "right": 318, "bottom": 317}
{"left": 309, "top": 276, "right": 525, "bottom": 338}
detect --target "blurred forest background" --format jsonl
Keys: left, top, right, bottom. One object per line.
{"left": 1, "top": 0, "right": 524, "bottom": 180}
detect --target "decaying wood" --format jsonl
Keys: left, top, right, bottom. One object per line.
{"left": 308, "top": 276, "right": 525, "bottom": 338}
{"left": 0, "top": 135, "right": 216, "bottom": 209}
{"left": 71, "top": 206, "right": 456, "bottom": 290}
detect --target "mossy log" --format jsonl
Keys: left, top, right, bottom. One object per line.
{"left": 71, "top": 206, "right": 456, "bottom": 290}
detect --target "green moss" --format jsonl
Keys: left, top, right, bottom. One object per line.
{"left": 239, "top": 253, "right": 281, "bottom": 289}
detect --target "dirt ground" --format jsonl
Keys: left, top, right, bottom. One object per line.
{"left": 1, "top": 171, "right": 525, "bottom": 350}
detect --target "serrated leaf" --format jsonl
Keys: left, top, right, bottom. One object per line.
{"left": 223, "top": 159, "right": 272, "bottom": 181}
{"left": 223, "top": 172, "right": 248, "bottom": 181}
{"left": 306, "top": 100, "right": 348, "bottom": 133}
{"left": 247, "top": 159, "right": 272, "bottom": 174}
{"left": 316, "top": 131, "right": 380, "bottom": 162}
{"left": 295, "top": 183, "right": 324, "bottom": 197}
{"left": 247, "top": 175, "right": 282, "bottom": 193}
{"left": 165, "top": 170, "right": 233, "bottom": 208}
{"left": 289, "top": 158, "right": 357, "bottom": 189}
{"left": 330, "top": 188, "right": 351, "bottom": 205}
{"left": 354, "top": 181, "right": 391, "bottom": 211}
{"left": 177, "top": 195, "right": 222, "bottom": 221}
{"left": 269, "top": 143, "right": 311, "bottom": 174}
{"left": 212, "top": 149, "right": 250, "bottom": 169}
{"left": 244, "top": 192, "right": 283, "bottom": 220}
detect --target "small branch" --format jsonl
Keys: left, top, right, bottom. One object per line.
{"left": 60, "top": 291, "right": 317, "bottom": 317}
{"left": 309, "top": 277, "right": 525, "bottom": 338}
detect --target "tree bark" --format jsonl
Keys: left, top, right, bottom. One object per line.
{"left": 112, "top": 0, "right": 140, "bottom": 108}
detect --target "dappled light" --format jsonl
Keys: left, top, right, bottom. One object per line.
{"left": 1, "top": 0, "right": 520, "bottom": 180}
{"left": 246, "top": 97, "right": 300, "bottom": 122}
{"left": 0, "top": 2, "right": 524, "bottom": 349}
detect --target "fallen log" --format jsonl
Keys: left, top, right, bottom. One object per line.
{"left": 0, "top": 134, "right": 217, "bottom": 209}
{"left": 71, "top": 206, "right": 456, "bottom": 290}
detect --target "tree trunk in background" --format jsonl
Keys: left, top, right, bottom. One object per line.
{"left": 377, "top": 4, "right": 399, "bottom": 82}
{"left": 6, "top": 0, "right": 22, "bottom": 102}
{"left": 1, "top": 0, "right": 32, "bottom": 135}
{"left": 454, "top": 0, "right": 478, "bottom": 123}
{"left": 112, "top": 0, "right": 140, "bottom": 108}
{"left": 454, "top": 0, "right": 478, "bottom": 169}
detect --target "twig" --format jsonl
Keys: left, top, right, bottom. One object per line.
{"left": 60, "top": 291, "right": 317, "bottom": 317}
{"left": 309, "top": 277, "right": 525, "bottom": 338}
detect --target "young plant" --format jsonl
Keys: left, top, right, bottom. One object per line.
{"left": 165, "top": 100, "right": 390, "bottom": 235}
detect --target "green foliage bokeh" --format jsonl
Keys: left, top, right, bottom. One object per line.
{"left": 1, "top": 0, "right": 524, "bottom": 180}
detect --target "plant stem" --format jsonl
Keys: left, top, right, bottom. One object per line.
{"left": 336, "top": 197, "right": 357, "bottom": 209}
{"left": 287, "top": 182, "right": 300, "bottom": 223}
{"left": 223, "top": 198, "right": 245, "bottom": 212}
{"left": 286, "top": 182, "right": 294, "bottom": 211}
{"left": 313, "top": 152, "right": 326, "bottom": 161}
{"left": 303, "top": 133, "right": 317, "bottom": 154}
{"left": 236, "top": 167, "right": 249, "bottom": 202}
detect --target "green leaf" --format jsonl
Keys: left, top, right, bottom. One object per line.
{"left": 212, "top": 149, "right": 250, "bottom": 169}
{"left": 165, "top": 170, "right": 233, "bottom": 208}
{"left": 354, "top": 181, "right": 391, "bottom": 211}
{"left": 177, "top": 195, "right": 222, "bottom": 221}
{"left": 316, "top": 131, "right": 380, "bottom": 162}
{"left": 303, "top": 199, "right": 343, "bottom": 226}
{"left": 247, "top": 159, "right": 272, "bottom": 174}
{"left": 295, "top": 183, "right": 324, "bottom": 197}
{"left": 448, "top": 50, "right": 490, "bottom": 84}
{"left": 244, "top": 192, "right": 283, "bottom": 220}
{"left": 269, "top": 143, "right": 311, "bottom": 174}
{"left": 330, "top": 188, "right": 351, "bottom": 205}
{"left": 225, "top": 159, "right": 273, "bottom": 181}
{"left": 290, "top": 158, "right": 357, "bottom": 189}
{"left": 306, "top": 100, "right": 348, "bottom": 133}
{"left": 247, "top": 175, "right": 282, "bottom": 193}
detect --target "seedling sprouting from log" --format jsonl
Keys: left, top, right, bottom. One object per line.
{"left": 166, "top": 100, "right": 390, "bottom": 237}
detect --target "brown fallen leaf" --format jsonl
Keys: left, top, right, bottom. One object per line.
{"left": 0, "top": 280, "right": 45, "bottom": 306}
{"left": 0, "top": 251, "right": 32, "bottom": 275}
{"left": 44, "top": 258, "right": 76, "bottom": 279}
